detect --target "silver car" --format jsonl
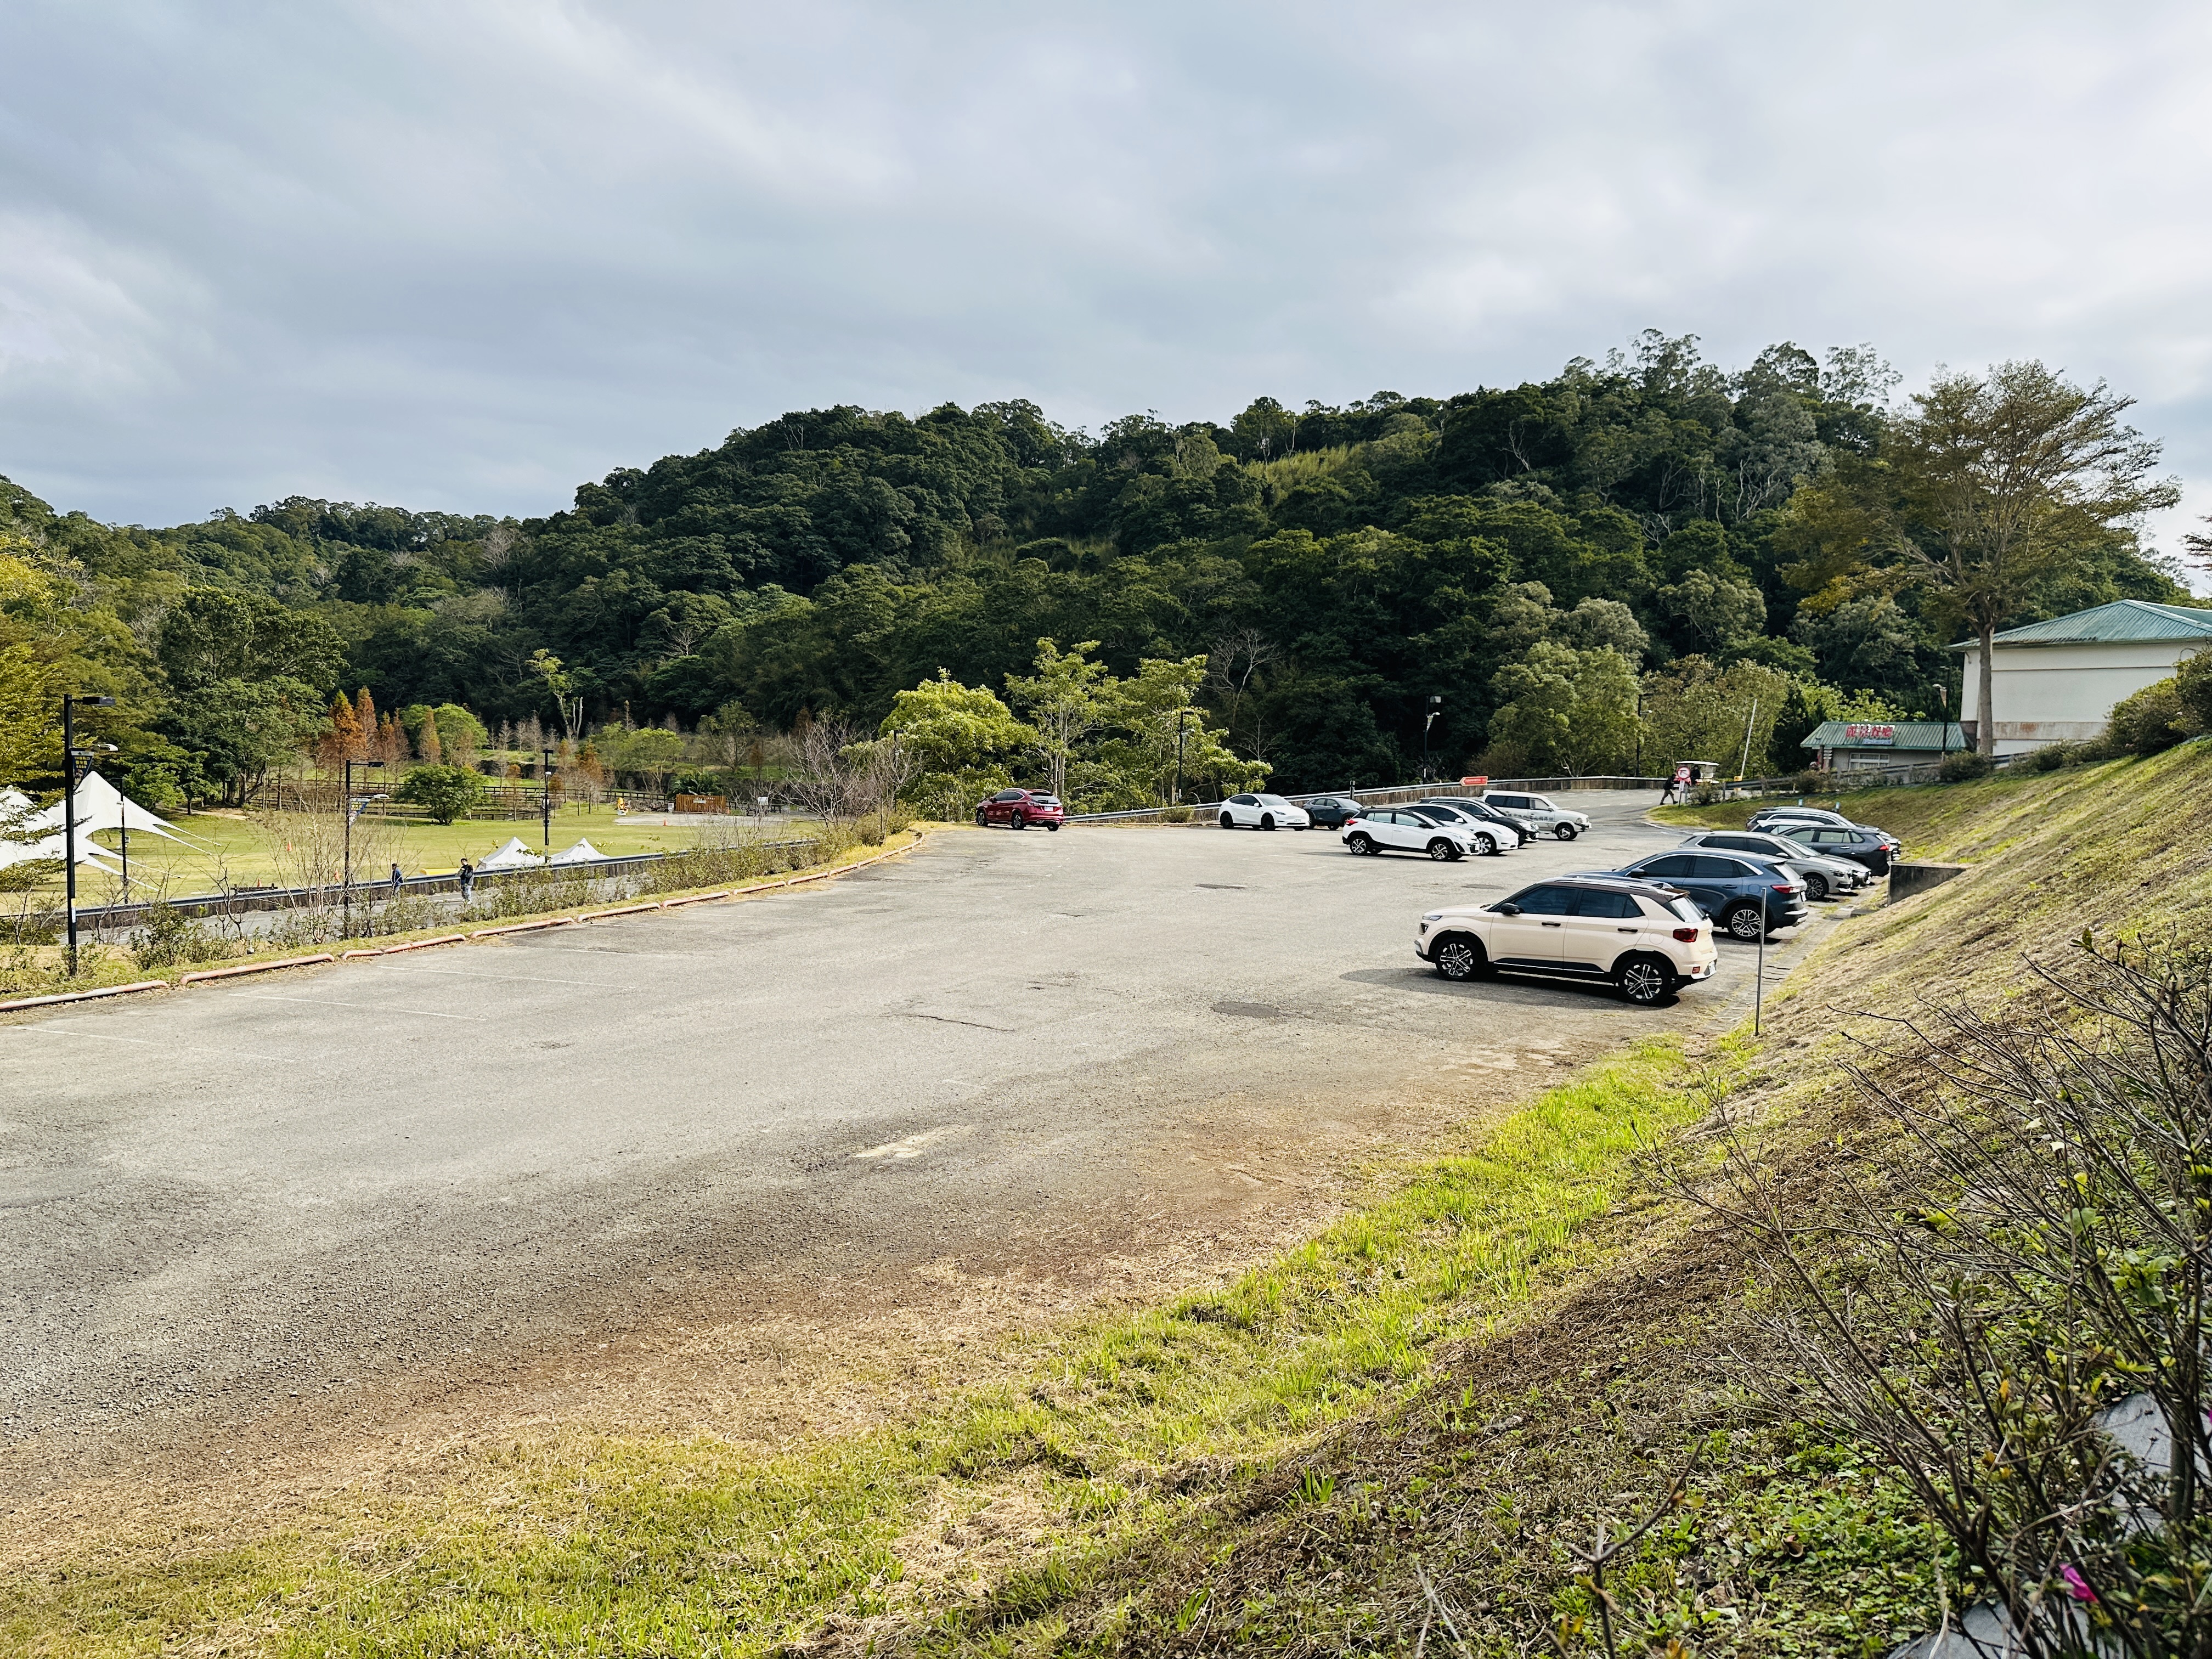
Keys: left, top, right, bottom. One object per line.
{"left": 1674, "top": 830, "right": 1865, "bottom": 902}
{"left": 1480, "top": 789, "right": 1590, "bottom": 842}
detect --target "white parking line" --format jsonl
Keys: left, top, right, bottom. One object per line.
{"left": 365, "top": 965, "right": 615, "bottom": 988}
{"left": 228, "top": 994, "right": 486, "bottom": 1021}
{"left": 5, "top": 1025, "right": 296, "bottom": 1063}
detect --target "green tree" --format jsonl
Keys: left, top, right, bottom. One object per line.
{"left": 162, "top": 678, "right": 325, "bottom": 806}
{"left": 1094, "top": 654, "right": 1265, "bottom": 806}
{"left": 0, "top": 641, "right": 50, "bottom": 786}
{"left": 1891, "top": 363, "right": 2179, "bottom": 753}
{"left": 1639, "top": 657, "right": 1796, "bottom": 778}
{"left": 1485, "top": 642, "right": 1639, "bottom": 776}
{"left": 1005, "top": 639, "right": 1113, "bottom": 800}
{"left": 880, "top": 670, "right": 1032, "bottom": 815}
{"left": 155, "top": 589, "right": 345, "bottom": 692}
{"left": 397, "top": 764, "right": 486, "bottom": 825}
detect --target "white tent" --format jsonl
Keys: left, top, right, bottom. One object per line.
{"left": 21, "top": 771, "right": 194, "bottom": 843}
{"left": 0, "top": 832, "right": 121, "bottom": 873}
{"left": 0, "top": 786, "right": 30, "bottom": 813}
{"left": 548, "top": 838, "right": 612, "bottom": 866}
{"left": 475, "top": 836, "right": 545, "bottom": 872}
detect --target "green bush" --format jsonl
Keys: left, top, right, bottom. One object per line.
{"left": 396, "top": 764, "right": 487, "bottom": 824}
{"left": 2106, "top": 676, "right": 2192, "bottom": 754}
{"left": 129, "top": 904, "right": 233, "bottom": 969}
{"left": 2175, "top": 642, "right": 2212, "bottom": 733}
{"left": 1938, "top": 749, "right": 1994, "bottom": 782}
{"left": 1160, "top": 805, "right": 1193, "bottom": 823}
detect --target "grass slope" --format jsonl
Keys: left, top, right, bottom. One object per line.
{"left": 10, "top": 748, "right": 2212, "bottom": 1656}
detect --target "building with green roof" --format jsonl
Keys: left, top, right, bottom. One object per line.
{"left": 1954, "top": 599, "right": 2212, "bottom": 753}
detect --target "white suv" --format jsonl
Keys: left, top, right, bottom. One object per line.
{"left": 1414, "top": 876, "right": 1717, "bottom": 1004}
{"left": 1342, "top": 808, "right": 1494, "bottom": 860}
{"left": 1480, "top": 791, "right": 1590, "bottom": 842}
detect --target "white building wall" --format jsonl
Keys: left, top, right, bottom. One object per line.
{"left": 1960, "top": 640, "right": 2201, "bottom": 753}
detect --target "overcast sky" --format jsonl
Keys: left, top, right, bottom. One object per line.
{"left": 3, "top": 1, "right": 2208, "bottom": 565}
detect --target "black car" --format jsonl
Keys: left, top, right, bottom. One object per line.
{"left": 1770, "top": 822, "right": 1894, "bottom": 876}
{"left": 1412, "top": 797, "right": 1535, "bottom": 847}
{"left": 1599, "top": 850, "right": 1809, "bottom": 940}
{"left": 1299, "top": 795, "right": 1364, "bottom": 829}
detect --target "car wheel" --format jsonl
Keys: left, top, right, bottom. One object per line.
{"left": 1432, "top": 934, "right": 1487, "bottom": 981}
{"left": 1260, "top": 814, "right": 1276, "bottom": 831}
{"left": 1802, "top": 871, "right": 1828, "bottom": 901}
{"left": 1555, "top": 823, "right": 1579, "bottom": 842}
{"left": 1427, "top": 838, "right": 1457, "bottom": 861}
{"left": 1346, "top": 832, "right": 1374, "bottom": 855}
{"left": 1046, "top": 822, "right": 1060, "bottom": 832}
{"left": 1474, "top": 832, "right": 1497, "bottom": 856}
{"left": 1724, "top": 904, "right": 1765, "bottom": 941}
{"left": 975, "top": 808, "right": 988, "bottom": 826}
{"left": 1009, "top": 814, "right": 1025, "bottom": 830}
{"left": 1220, "top": 812, "right": 1235, "bottom": 830}
{"left": 1616, "top": 954, "right": 1674, "bottom": 1005}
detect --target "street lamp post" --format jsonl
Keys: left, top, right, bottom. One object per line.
{"left": 1171, "top": 707, "right": 1193, "bottom": 805}
{"left": 60, "top": 693, "right": 117, "bottom": 976}
{"left": 341, "top": 758, "right": 386, "bottom": 937}
{"left": 541, "top": 747, "right": 556, "bottom": 848}
{"left": 1423, "top": 696, "right": 1442, "bottom": 784}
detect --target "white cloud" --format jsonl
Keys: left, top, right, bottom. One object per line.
{"left": 0, "top": 0, "right": 2207, "bottom": 563}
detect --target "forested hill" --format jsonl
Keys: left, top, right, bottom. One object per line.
{"left": 3, "top": 332, "right": 2194, "bottom": 799}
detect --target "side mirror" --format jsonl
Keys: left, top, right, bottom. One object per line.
{"left": 1495, "top": 902, "right": 1521, "bottom": 917}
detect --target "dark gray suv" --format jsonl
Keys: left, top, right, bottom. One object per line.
{"left": 1598, "top": 850, "right": 1809, "bottom": 940}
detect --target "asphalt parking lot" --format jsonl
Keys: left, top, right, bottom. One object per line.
{"left": 1, "top": 792, "right": 1812, "bottom": 1496}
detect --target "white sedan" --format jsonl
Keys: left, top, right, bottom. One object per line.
{"left": 1217, "top": 792, "right": 1312, "bottom": 830}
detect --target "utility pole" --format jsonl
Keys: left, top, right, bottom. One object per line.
{"left": 1172, "top": 707, "right": 1192, "bottom": 805}
{"left": 541, "top": 747, "right": 556, "bottom": 848}
{"left": 341, "top": 757, "right": 386, "bottom": 938}
{"left": 60, "top": 693, "right": 117, "bottom": 976}
{"left": 1423, "top": 696, "right": 1442, "bottom": 784}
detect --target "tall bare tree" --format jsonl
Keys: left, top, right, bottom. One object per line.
{"left": 1890, "top": 363, "right": 2177, "bottom": 754}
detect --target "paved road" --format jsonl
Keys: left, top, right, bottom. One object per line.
{"left": 1, "top": 793, "right": 1795, "bottom": 1494}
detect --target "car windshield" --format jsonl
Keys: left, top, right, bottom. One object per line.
{"left": 1029, "top": 794, "right": 1060, "bottom": 805}
{"left": 1257, "top": 794, "right": 1291, "bottom": 806}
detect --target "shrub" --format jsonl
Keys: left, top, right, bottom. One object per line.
{"left": 2027, "top": 741, "right": 2075, "bottom": 771}
{"left": 397, "top": 764, "right": 487, "bottom": 824}
{"left": 129, "top": 904, "right": 232, "bottom": 969}
{"left": 1937, "top": 748, "right": 1994, "bottom": 782}
{"left": 2106, "top": 676, "right": 2191, "bottom": 754}
{"left": 1160, "top": 805, "right": 1193, "bottom": 823}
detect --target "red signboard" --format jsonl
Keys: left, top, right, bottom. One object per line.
{"left": 1844, "top": 723, "right": 1897, "bottom": 741}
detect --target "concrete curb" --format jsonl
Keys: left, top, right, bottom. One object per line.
{"left": 0, "top": 979, "right": 169, "bottom": 1013}
{"left": 467, "top": 917, "right": 578, "bottom": 939}
{"left": 179, "top": 953, "right": 336, "bottom": 985}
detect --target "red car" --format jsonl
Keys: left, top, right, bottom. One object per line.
{"left": 975, "top": 788, "right": 1065, "bottom": 830}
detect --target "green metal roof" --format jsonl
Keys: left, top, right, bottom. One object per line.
{"left": 1801, "top": 720, "right": 1968, "bottom": 751}
{"left": 1950, "top": 599, "right": 2212, "bottom": 651}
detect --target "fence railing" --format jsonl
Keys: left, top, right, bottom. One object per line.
{"left": 35, "top": 839, "right": 820, "bottom": 933}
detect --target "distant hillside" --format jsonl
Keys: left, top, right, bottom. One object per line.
{"left": 3, "top": 332, "right": 2194, "bottom": 799}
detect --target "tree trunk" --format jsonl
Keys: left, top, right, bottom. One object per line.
{"left": 1977, "top": 620, "right": 1997, "bottom": 756}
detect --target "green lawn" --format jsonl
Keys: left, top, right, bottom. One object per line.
{"left": 27, "top": 805, "right": 813, "bottom": 901}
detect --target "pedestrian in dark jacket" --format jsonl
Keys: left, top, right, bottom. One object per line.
{"left": 390, "top": 861, "right": 403, "bottom": 898}
{"left": 459, "top": 859, "right": 474, "bottom": 901}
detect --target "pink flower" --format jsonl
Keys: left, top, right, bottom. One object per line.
{"left": 2059, "top": 1565, "right": 2097, "bottom": 1604}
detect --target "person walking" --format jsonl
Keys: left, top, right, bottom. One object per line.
{"left": 458, "top": 858, "right": 474, "bottom": 902}
{"left": 389, "top": 861, "right": 403, "bottom": 898}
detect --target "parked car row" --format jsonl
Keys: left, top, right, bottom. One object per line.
{"left": 1408, "top": 802, "right": 1904, "bottom": 1005}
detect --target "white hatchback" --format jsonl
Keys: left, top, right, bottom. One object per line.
{"left": 1341, "top": 808, "right": 1495, "bottom": 860}
{"left": 1217, "top": 792, "right": 1312, "bottom": 831}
